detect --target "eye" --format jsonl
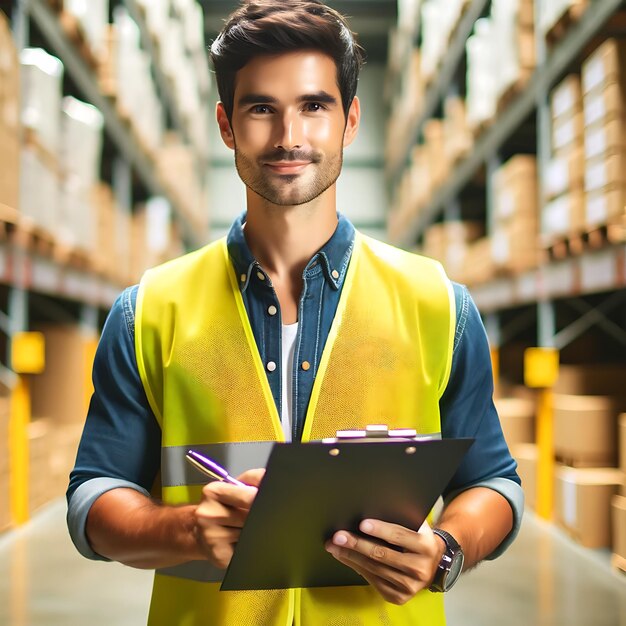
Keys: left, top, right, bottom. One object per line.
{"left": 304, "top": 102, "right": 325, "bottom": 112}
{"left": 252, "top": 105, "right": 272, "bottom": 114}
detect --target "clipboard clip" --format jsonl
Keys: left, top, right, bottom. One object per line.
{"left": 321, "top": 424, "right": 436, "bottom": 444}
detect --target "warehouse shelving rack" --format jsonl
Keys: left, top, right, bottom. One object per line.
{"left": 0, "top": 0, "right": 212, "bottom": 528}
{"left": 386, "top": 0, "right": 626, "bottom": 522}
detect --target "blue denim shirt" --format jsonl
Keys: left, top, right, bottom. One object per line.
{"left": 67, "top": 213, "right": 523, "bottom": 561}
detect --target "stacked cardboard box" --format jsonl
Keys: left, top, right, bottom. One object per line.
{"left": 30, "top": 325, "right": 98, "bottom": 425}
{"left": 463, "top": 237, "right": 496, "bottom": 286}
{"left": 492, "top": 155, "right": 539, "bottom": 274}
{"left": 612, "top": 414, "right": 626, "bottom": 570}
{"left": 581, "top": 39, "right": 626, "bottom": 229}
{"left": 543, "top": 75, "right": 585, "bottom": 239}
{"left": 492, "top": 0, "right": 535, "bottom": 102}
{"left": 422, "top": 221, "right": 483, "bottom": 283}
{"left": 20, "top": 48, "right": 64, "bottom": 234}
{"left": 538, "top": 0, "right": 587, "bottom": 40}
{"left": 495, "top": 397, "right": 535, "bottom": 449}
{"left": 63, "top": 0, "right": 110, "bottom": 61}
{"left": 443, "top": 97, "right": 473, "bottom": 167}
{"left": 0, "top": 13, "right": 20, "bottom": 211}
{"left": 554, "top": 466, "right": 623, "bottom": 548}
{"left": 552, "top": 364, "right": 626, "bottom": 548}
{"left": 512, "top": 443, "right": 538, "bottom": 510}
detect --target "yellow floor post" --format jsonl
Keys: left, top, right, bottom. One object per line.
{"left": 524, "top": 347, "right": 559, "bottom": 522}
{"left": 9, "top": 374, "right": 30, "bottom": 526}
{"left": 535, "top": 387, "right": 554, "bottom": 520}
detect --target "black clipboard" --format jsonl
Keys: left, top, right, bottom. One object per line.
{"left": 220, "top": 437, "right": 473, "bottom": 591}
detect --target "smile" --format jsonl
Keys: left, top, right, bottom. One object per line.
{"left": 265, "top": 162, "right": 312, "bottom": 175}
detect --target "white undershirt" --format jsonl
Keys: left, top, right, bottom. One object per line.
{"left": 281, "top": 322, "right": 299, "bottom": 442}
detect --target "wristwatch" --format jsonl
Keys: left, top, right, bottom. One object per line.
{"left": 429, "top": 528, "right": 464, "bottom": 593}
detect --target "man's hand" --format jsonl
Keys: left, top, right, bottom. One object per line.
{"left": 194, "top": 468, "right": 265, "bottom": 569}
{"left": 325, "top": 519, "right": 445, "bottom": 605}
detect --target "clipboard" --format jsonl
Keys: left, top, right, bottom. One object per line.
{"left": 220, "top": 437, "right": 473, "bottom": 591}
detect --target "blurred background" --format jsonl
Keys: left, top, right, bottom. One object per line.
{"left": 0, "top": 0, "right": 625, "bottom": 624}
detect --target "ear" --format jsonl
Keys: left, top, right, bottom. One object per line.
{"left": 216, "top": 102, "right": 235, "bottom": 150}
{"left": 343, "top": 96, "right": 361, "bottom": 148}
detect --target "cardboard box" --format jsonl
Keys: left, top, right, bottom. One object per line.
{"left": 30, "top": 325, "right": 98, "bottom": 425}
{"left": 0, "top": 124, "right": 19, "bottom": 210}
{"left": 554, "top": 394, "right": 622, "bottom": 466}
{"left": 584, "top": 153, "right": 625, "bottom": 193}
{"left": 554, "top": 466, "right": 623, "bottom": 548}
{"left": 582, "top": 39, "right": 626, "bottom": 96}
{"left": 495, "top": 398, "right": 535, "bottom": 447}
{"left": 586, "top": 187, "right": 625, "bottom": 228}
{"left": 555, "top": 364, "right": 626, "bottom": 395}
{"left": 0, "top": 12, "right": 20, "bottom": 134}
{"left": 511, "top": 443, "right": 537, "bottom": 510}
{"left": 612, "top": 495, "right": 626, "bottom": 558}
{"left": 584, "top": 117, "right": 626, "bottom": 161}
{"left": 583, "top": 81, "right": 625, "bottom": 128}
{"left": 545, "top": 147, "right": 584, "bottom": 200}
{"left": 541, "top": 191, "right": 585, "bottom": 237}
{"left": 552, "top": 111, "right": 584, "bottom": 153}
{"left": 551, "top": 74, "right": 582, "bottom": 121}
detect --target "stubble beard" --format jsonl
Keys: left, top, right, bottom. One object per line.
{"left": 234, "top": 145, "right": 343, "bottom": 207}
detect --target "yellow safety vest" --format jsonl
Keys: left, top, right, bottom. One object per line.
{"left": 136, "top": 232, "right": 455, "bottom": 626}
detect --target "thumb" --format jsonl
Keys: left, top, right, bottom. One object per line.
{"left": 237, "top": 468, "right": 266, "bottom": 487}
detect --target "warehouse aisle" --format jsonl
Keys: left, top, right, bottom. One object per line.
{"left": 0, "top": 500, "right": 624, "bottom": 626}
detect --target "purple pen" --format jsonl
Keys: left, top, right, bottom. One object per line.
{"left": 185, "top": 450, "right": 247, "bottom": 487}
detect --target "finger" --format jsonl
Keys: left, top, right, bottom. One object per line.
{"left": 328, "top": 548, "right": 413, "bottom": 605}
{"left": 359, "top": 519, "right": 436, "bottom": 556}
{"left": 330, "top": 531, "right": 408, "bottom": 573}
{"left": 326, "top": 539, "right": 425, "bottom": 596}
{"left": 195, "top": 499, "right": 249, "bottom": 528}
{"left": 198, "top": 525, "right": 241, "bottom": 543}
{"left": 203, "top": 481, "right": 258, "bottom": 510}
{"left": 237, "top": 468, "right": 266, "bottom": 487}
{"left": 207, "top": 542, "right": 236, "bottom": 570}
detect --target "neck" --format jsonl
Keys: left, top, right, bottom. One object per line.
{"left": 243, "top": 185, "right": 339, "bottom": 283}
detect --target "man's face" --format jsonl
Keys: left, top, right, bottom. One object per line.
{"left": 222, "top": 51, "right": 356, "bottom": 206}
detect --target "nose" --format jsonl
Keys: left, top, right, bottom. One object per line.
{"left": 274, "top": 110, "right": 304, "bottom": 151}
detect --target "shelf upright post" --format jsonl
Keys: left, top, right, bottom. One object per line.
{"left": 532, "top": 0, "right": 559, "bottom": 525}
{"left": 486, "top": 154, "right": 501, "bottom": 238}
{"left": 11, "top": 0, "right": 29, "bottom": 51}
{"left": 484, "top": 313, "right": 501, "bottom": 395}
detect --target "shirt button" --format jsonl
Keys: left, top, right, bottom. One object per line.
{"left": 257, "top": 271, "right": 266, "bottom": 281}
{"left": 240, "top": 274, "right": 246, "bottom": 283}
{"left": 331, "top": 270, "right": 339, "bottom": 279}
{"left": 268, "top": 305, "right": 278, "bottom": 316}
{"left": 267, "top": 361, "right": 277, "bottom": 372}
{"left": 301, "top": 361, "right": 311, "bottom": 371}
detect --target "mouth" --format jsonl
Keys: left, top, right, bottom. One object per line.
{"left": 264, "top": 161, "right": 312, "bottom": 175}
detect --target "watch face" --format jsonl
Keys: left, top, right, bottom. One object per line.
{"left": 444, "top": 552, "right": 464, "bottom": 591}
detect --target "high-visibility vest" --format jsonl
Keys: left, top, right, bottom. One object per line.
{"left": 136, "top": 232, "right": 455, "bottom": 626}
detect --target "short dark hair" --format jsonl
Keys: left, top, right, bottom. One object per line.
{"left": 210, "top": 0, "right": 365, "bottom": 122}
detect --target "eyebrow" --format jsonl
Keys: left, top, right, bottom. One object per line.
{"left": 237, "top": 91, "right": 339, "bottom": 108}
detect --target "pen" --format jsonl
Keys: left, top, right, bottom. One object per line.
{"left": 185, "top": 449, "right": 247, "bottom": 487}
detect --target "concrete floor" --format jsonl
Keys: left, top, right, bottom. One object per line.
{"left": 0, "top": 500, "right": 625, "bottom": 625}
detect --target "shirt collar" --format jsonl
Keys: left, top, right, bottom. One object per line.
{"left": 226, "top": 211, "right": 356, "bottom": 293}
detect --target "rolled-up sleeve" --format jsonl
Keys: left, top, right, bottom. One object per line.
{"left": 66, "top": 286, "right": 161, "bottom": 560}
{"left": 440, "top": 284, "right": 523, "bottom": 559}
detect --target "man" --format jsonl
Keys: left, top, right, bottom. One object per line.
{"left": 67, "top": 1, "right": 523, "bottom": 624}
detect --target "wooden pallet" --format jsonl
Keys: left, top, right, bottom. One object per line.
{"left": 544, "top": 214, "right": 626, "bottom": 261}
{"left": 612, "top": 553, "right": 626, "bottom": 575}
{"left": 546, "top": 0, "right": 589, "bottom": 46}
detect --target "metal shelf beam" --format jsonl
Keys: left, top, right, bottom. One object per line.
{"left": 28, "top": 0, "right": 203, "bottom": 249}
{"left": 395, "top": 0, "right": 625, "bottom": 248}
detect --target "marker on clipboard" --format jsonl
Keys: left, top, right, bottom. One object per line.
{"left": 185, "top": 449, "right": 247, "bottom": 487}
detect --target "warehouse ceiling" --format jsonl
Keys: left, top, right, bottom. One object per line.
{"left": 199, "top": 0, "right": 398, "bottom": 64}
